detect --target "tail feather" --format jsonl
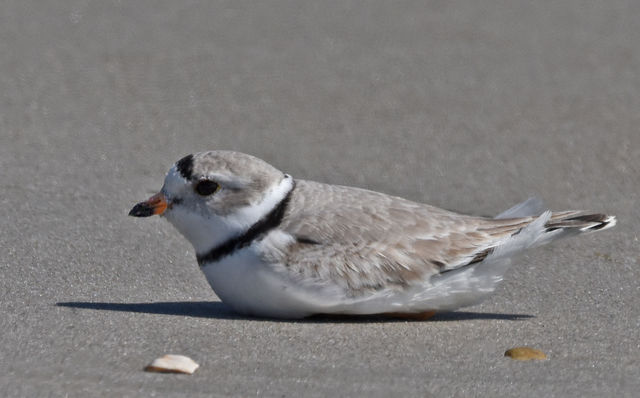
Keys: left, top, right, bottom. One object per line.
{"left": 488, "top": 199, "right": 617, "bottom": 253}
{"left": 495, "top": 197, "right": 546, "bottom": 219}
{"left": 418, "top": 202, "right": 617, "bottom": 312}
{"left": 496, "top": 198, "right": 616, "bottom": 238}
{"left": 545, "top": 212, "right": 617, "bottom": 233}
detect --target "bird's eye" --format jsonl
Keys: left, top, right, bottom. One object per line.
{"left": 194, "top": 180, "right": 220, "bottom": 196}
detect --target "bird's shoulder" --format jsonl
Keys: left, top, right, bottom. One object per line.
{"left": 282, "top": 179, "right": 460, "bottom": 242}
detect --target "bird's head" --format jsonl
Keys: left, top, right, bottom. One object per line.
{"left": 129, "top": 151, "right": 293, "bottom": 254}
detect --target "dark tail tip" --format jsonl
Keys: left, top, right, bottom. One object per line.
{"left": 545, "top": 213, "right": 616, "bottom": 233}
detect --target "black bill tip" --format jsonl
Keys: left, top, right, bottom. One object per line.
{"left": 129, "top": 202, "right": 155, "bottom": 217}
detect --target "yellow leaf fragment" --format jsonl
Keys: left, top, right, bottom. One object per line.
{"left": 504, "top": 347, "right": 547, "bottom": 361}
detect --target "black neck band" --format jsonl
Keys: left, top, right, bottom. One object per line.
{"left": 197, "top": 179, "right": 294, "bottom": 266}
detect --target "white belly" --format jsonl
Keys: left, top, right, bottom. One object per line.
{"left": 200, "top": 246, "right": 324, "bottom": 318}
{"left": 199, "top": 245, "right": 507, "bottom": 319}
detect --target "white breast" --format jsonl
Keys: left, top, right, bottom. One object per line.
{"left": 200, "top": 244, "right": 323, "bottom": 318}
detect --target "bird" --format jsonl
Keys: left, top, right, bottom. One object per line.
{"left": 129, "top": 151, "right": 616, "bottom": 319}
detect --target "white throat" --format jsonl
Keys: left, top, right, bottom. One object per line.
{"left": 166, "top": 175, "right": 294, "bottom": 256}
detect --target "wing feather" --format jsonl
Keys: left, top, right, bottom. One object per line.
{"left": 264, "top": 180, "right": 532, "bottom": 296}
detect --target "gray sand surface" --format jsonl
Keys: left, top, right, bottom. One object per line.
{"left": 1, "top": 1, "right": 638, "bottom": 396}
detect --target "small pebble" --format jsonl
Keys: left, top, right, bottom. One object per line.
{"left": 144, "top": 354, "right": 199, "bottom": 374}
{"left": 504, "top": 347, "right": 547, "bottom": 361}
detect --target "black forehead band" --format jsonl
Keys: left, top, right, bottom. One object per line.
{"left": 176, "top": 154, "right": 194, "bottom": 180}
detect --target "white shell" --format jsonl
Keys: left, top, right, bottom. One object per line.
{"left": 144, "top": 354, "right": 199, "bottom": 374}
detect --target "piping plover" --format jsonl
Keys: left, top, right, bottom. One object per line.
{"left": 129, "top": 151, "right": 616, "bottom": 319}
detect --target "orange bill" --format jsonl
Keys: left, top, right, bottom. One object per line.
{"left": 129, "top": 192, "right": 168, "bottom": 217}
